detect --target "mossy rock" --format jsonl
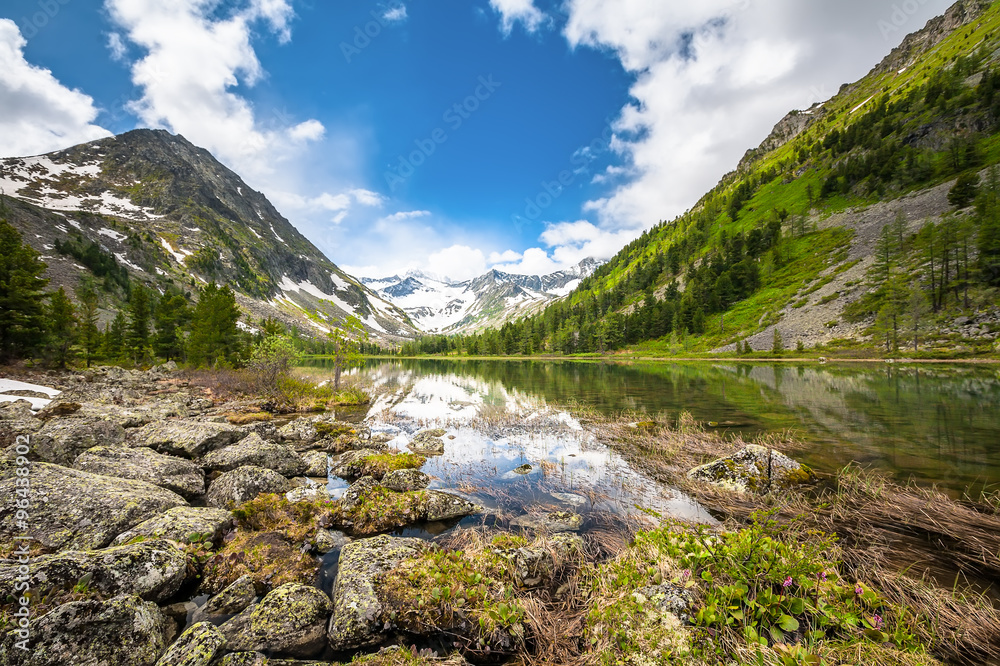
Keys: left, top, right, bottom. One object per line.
{"left": 153, "top": 621, "right": 225, "bottom": 666}
{"left": 687, "top": 444, "right": 817, "bottom": 494}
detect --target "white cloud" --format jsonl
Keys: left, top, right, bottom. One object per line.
{"left": 382, "top": 4, "right": 408, "bottom": 23}
{"left": 0, "top": 20, "right": 111, "bottom": 158}
{"left": 349, "top": 188, "right": 384, "bottom": 207}
{"left": 562, "top": 0, "right": 954, "bottom": 228}
{"left": 489, "top": 0, "right": 547, "bottom": 34}
{"left": 427, "top": 245, "right": 487, "bottom": 281}
{"left": 106, "top": 32, "right": 128, "bottom": 62}
{"left": 494, "top": 220, "right": 638, "bottom": 275}
{"left": 488, "top": 249, "right": 522, "bottom": 264}
{"left": 105, "top": 0, "right": 322, "bottom": 184}
{"left": 380, "top": 210, "right": 431, "bottom": 222}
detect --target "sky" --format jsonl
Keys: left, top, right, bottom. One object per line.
{"left": 0, "top": 0, "right": 956, "bottom": 281}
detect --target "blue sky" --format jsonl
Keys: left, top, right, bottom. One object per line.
{"left": 0, "top": 0, "right": 954, "bottom": 280}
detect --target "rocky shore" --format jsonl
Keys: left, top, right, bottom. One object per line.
{"left": 0, "top": 365, "right": 995, "bottom": 665}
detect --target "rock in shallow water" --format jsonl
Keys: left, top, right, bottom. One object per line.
{"left": 510, "top": 511, "right": 583, "bottom": 533}
{"left": 73, "top": 445, "right": 206, "bottom": 499}
{"left": 0, "top": 461, "right": 187, "bottom": 551}
{"left": 205, "top": 465, "right": 292, "bottom": 508}
{"left": 381, "top": 467, "right": 431, "bottom": 492}
{"left": 407, "top": 429, "right": 446, "bottom": 455}
{"left": 686, "top": 444, "right": 816, "bottom": 494}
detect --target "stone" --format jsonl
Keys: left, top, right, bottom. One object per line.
{"left": 510, "top": 511, "right": 584, "bottom": 533}
{"left": 327, "top": 535, "right": 425, "bottom": 650}
{"left": 205, "top": 466, "right": 292, "bottom": 509}
{"left": 242, "top": 583, "right": 333, "bottom": 657}
{"left": 0, "top": 461, "right": 187, "bottom": 551}
{"left": 154, "top": 621, "right": 225, "bottom": 666}
{"left": 73, "top": 445, "right": 206, "bottom": 499}
{"left": 133, "top": 419, "right": 246, "bottom": 458}
{"left": 511, "top": 533, "right": 584, "bottom": 588}
{"left": 632, "top": 582, "right": 695, "bottom": 622}
{"left": 215, "top": 654, "right": 267, "bottom": 666}
{"left": 218, "top": 604, "right": 256, "bottom": 651}
{"left": 408, "top": 429, "right": 446, "bottom": 455}
{"left": 381, "top": 468, "right": 430, "bottom": 492}
{"left": 549, "top": 492, "right": 586, "bottom": 508}
{"left": 192, "top": 574, "right": 257, "bottom": 623}
{"left": 0, "top": 538, "right": 188, "bottom": 603}
{"left": 0, "top": 594, "right": 168, "bottom": 666}
{"left": 32, "top": 416, "right": 126, "bottom": 465}
{"left": 112, "top": 506, "right": 234, "bottom": 546}
{"left": 687, "top": 444, "right": 817, "bottom": 494}
{"left": 312, "top": 528, "right": 349, "bottom": 554}
{"left": 422, "top": 490, "right": 480, "bottom": 522}
{"left": 330, "top": 448, "right": 382, "bottom": 479}
{"left": 340, "top": 476, "right": 380, "bottom": 512}
{"left": 286, "top": 486, "right": 333, "bottom": 503}
{"left": 302, "top": 450, "right": 329, "bottom": 477}
{"left": 201, "top": 433, "right": 307, "bottom": 478}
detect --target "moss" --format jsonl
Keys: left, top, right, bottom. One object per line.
{"left": 358, "top": 453, "right": 426, "bottom": 478}
{"left": 347, "top": 487, "right": 427, "bottom": 535}
{"left": 315, "top": 421, "right": 356, "bottom": 438}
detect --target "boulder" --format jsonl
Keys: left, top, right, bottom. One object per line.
{"left": 192, "top": 575, "right": 256, "bottom": 623}
{"left": 408, "top": 429, "right": 446, "bottom": 455}
{"left": 215, "top": 654, "right": 267, "bottom": 666}
{"left": 286, "top": 486, "right": 332, "bottom": 503}
{"left": 510, "top": 511, "right": 583, "bottom": 533}
{"left": 0, "top": 461, "right": 187, "bottom": 551}
{"left": 687, "top": 444, "right": 816, "bottom": 493}
{"left": 423, "top": 490, "right": 479, "bottom": 522}
{"left": 0, "top": 594, "right": 168, "bottom": 666}
{"left": 201, "top": 433, "right": 307, "bottom": 478}
{"left": 340, "top": 476, "right": 380, "bottom": 512}
{"left": 631, "top": 583, "right": 695, "bottom": 623}
{"left": 153, "top": 622, "right": 225, "bottom": 666}
{"left": 132, "top": 420, "right": 246, "bottom": 458}
{"left": 327, "top": 535, "right": 425, "bottom": 650}
{"left": 330, "top": 448, "right": 381, "bottom": 479}
{"left": 0, "top": 399, "right": 38, "bottom": 421}
{"left": 302, "top": 450, "right": 328, "bottom": 477}
{"left": 218, "top": 604, "right": 256, "bottom": 651}
{"left": 205, "top": 466, "right": 292, "bottom": 509}
{"left": 313, "top": 529, "right": 349, "bottom": 554}
{"left": 381, "top": 468, "right": 430, "bottom": 492}
{"left": 112, "top": 506, "right": 234, "bottom": 546}
{"left": 0, "top": 539, "right": 188, "bottom": 603}
{"left": 510, "top": 533, "right": 584, "bottom": 588}
{"left": 73, "top": 446, "right": 206, "bottom": 499}
{"left": 235, "top": 583, "right": 333, "bottom": 657}
{"left": 32, "top": 417, "right": 126, "bottom": 465}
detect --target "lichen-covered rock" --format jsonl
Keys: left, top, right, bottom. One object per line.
{"left": 313, "top": 528, "right": 349, "bottom": 554}
{"left": 330, "top": 448, "right": 382, "bottom": 479}
{"left": 381, "top": 468, "right": 430, "bottom": 492}
{"left": 302, "top": 450, "right": 328, "bottom": 477}
{"left": 510, "top": 511, "right": 583, "bottom": 533}
{"left": 205, "top": 466, "right": 292, "bottom": 509}
{"left": 218, "top": 604, "right": 256, "bottom": 651}
{"left": 0, "top": 461, "right": 187, "bottom": 550}
{"left": 0, "top": 399, "right": 38, "bottom": 421}
{"left": 112, "top": 506, "right": 234, "bottom": 546}
{"left": 408, "top": 429, "right": 446, "bottom": 455}
{"left": 73, "top": 446, "right": 206, "bottom": 499}
{"left": 215, "top": 653, "right": 267, "bottom": 666}
{"left": 234, "top": 583, "right": 333, "bottom": 657}
{"left": 327, "top": 535, "right": 425, "bottom": 650}
{"left": 0, "top": 594, "right": 168, "bottom": 666}
{"left": 352, "top": 646, "right": 470, "bottom": 665}
{"left": 154, "top": 621, "right": 225, "bottom": 666}
{"left": 201, "top": 433, "right": 307, "bottom": 478}
{"left": 340, "top": 476, "right": 380, "bottom": 512}
{"left": 422, "top": 490, "right": 479, "bottom": 522}
{"left": 0, "top": 538, "right": 188, "bottom": 603}
{"left": 133, "top": 419, "right": 246, "bottom": 458}
{"left": 286, "top": 486, "right": 332, "bottom": 503}
{"left": 192, "top": 574, "right": 257, "bottom": 623}
{"left": 32, "top": 416, "right": 126, "bottom": 465}
{"left": 510, "top": 533, "right": 584, "bottom": 588}
{"left": 631, "top": 583, "right": 695, "bottom": 623}
{"left": 687, "top": 444, "right": 816, "bottom": 493}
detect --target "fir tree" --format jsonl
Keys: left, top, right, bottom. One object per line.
{"left": 46, "top": 287, "right": 77, "bottom": 369}
{"left": 0, "top": 218, "right": 49, "bottom": 360}
{"left": 188, "top": 283, "right": 242, "bottom": 367}
{"left": 76, "top": 284, "right": 101, "bottom": 368}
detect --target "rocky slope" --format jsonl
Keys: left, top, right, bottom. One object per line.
{"left": 363, "top": 258, "right": 600, "bottom": 333}
{"left": 0, "top": 129, "right": 416, "bottom": 339}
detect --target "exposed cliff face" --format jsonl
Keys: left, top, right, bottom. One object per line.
{"left": 0, "top": 129, "right": 416, "bottom": 339}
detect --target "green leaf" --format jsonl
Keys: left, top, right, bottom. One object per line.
{"left": 788, "top": 597, "right": 805, "bottom": 615}
{"left": 778, "top": 614, "right": 800, "bottom": 632}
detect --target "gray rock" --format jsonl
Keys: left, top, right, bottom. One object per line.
{"left": 511, "top": 533, "right": 584, "bottom": 588}
{"left": 32, "top": 417, "right": 126, "bottom": 465}
{"left": 510, "top": 511, "right": 583, "bottom": 533}
{"left": 327, "top": 535, "right": 425, "bottom": 650}
{"left": 133, "top": 420, "right": 246, "bottom": 458}
{"left": 330, "top": 448, "right": 381, "bottom": 479}
{"left": 285, "top": 486, "right": 333, "bottom": 503}
{"left": 192, "top": 575, "right": 256, "bottom": 623}
{"left": 240, "top": 583, "right": 333, "bottom": 657}
{"left": 687, "top": 444, "right": 816, "bottom": 493}
{"left": 218, "top": 604, "right": 256, "bottom": 652}
{"left": 0, "top": 399, "right": 38, "bottom": 421}
{"left": 0, "top": 461, "right": 187, "bottom": 551}
{"left": 201, "top": 433, "right": 307, "bottom": 478}
{"left": 205, "top": 465, "right": 292, "bottom": 509}
{"left": 0, "top": 594, "right": 168, "bottom": 666}
{"left": 302, "top": 450, "right": 328, "bottom": 477}
{"left": 381, "top": 468, "right": 430, "bottom": 492}
{"left": 632, "top": 582, "right": 695, "bottom": 622}
{"left": 312, "top": 529, "right": 349, "bottom": 554}
{"left": 0, "top": 538, "right": 188, "bottom": 603}
{"left": 154, "top": 621, "right": 225, "bottom": 666}
{"left": 422, "top": 490, "right": 480, "bottom": 522}
{"left": 408, "top": 429, "right": 445, "bottom": 455}
{"left": 549, "top": 492, "right": 586, "bottom": 508}
{"left": 214, "top": 654, "right": 267, "bottom": 666}
{"left": 112, "top": 506, "right": 234, "bottom": 546}
{"left": 73, "top": 446, "right": 206, "bottom": 499}
{"left": 340, "top": 476, "right": 380, "bottom": 512}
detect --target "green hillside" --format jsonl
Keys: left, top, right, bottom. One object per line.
{"left": 404, "top": 0, "right": 1000, "bottom": 358}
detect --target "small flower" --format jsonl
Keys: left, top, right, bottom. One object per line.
{"left": 872, "top": 614, "right": 883, "bottom": 630}
{"left": 818, "top": 571, "right": 828, "bottom": 582}
{"left": 855, "top": 584, "right": 864, "bottom": 596}
{"left": 782, "top": 576, "right": 793, "bottom": 589}
{"left": 681, "top": 569, "right": 691, "bottom": 580}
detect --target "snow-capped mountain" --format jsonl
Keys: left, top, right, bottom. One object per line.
{"left": 362, "top": 258, "right": 601, "bottom": 333}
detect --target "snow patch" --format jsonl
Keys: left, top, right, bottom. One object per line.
{"left": 115, "top": 253, "right": 144, "bottom": 272}
{"left": 160, "top": 237, "right": 193, "bottom": 264}
{"left": 270, "top": 224, "right": 285, "bottom": 243}
{"left": 98, "top": 227, "right": 126, "bottom": 242}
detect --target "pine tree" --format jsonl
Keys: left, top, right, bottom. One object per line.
{"left": 0, "top": 218, "right": 49, "bottom": 360}
{"left": 103, "top": 311, "right": 127, "bottom": 360}
{"left": 77, "top": 284, "right": 101, "bottom": 368}
{"left": 771, "top": 327, "right": 785, "bottom": 355}
{"left": 188, "top": 283, "right": 242, "bottom": 367}
{"left": 46, "top": 287, "right": 77, "bottom": 369}
{"left": 154, "top": 292, "right": 191, "bottom": 361}
{"left": 948, "top": 172, "right": 980, "bottom": 209}
{"left": 127, "top": 284, "right": 153, "bottom": 364}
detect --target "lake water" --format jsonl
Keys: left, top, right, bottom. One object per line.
{"left": 303, "top": 358, "right": 1000, "bottom": 498}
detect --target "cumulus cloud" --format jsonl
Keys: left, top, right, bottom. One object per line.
{"left": 380, "top": 210, "right": 431, "bottom": 222}
{"left": 382, "top": 4, "right": 408, "bottom": 23}
{"left": 0, "top": 20, "right": 111, "bottom": 158}
{"left": 106, "top": 32, "right": 128, "bottom": 62}
{"left": 427, "top": 245, "right": 488, "bottom": 281}
{"left": 105, "top": 0, "right": 323, "bottom": 184}
{"left": 562, "top": 0, "right": 954, "bottom": 228}
{"left": 489, "top": 0, "right": 548, "bottom": 34}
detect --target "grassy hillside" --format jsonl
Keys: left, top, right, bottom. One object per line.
{"left": 404, "top": 0, "right": 1000, "bottom": 359}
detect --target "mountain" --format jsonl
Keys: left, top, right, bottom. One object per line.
{"left": 0, "top": 129, "right": 416, "bottom": 339}
{"left": 435, "top": 0, "right": 1000, "bottom": 356}
{"left": 363, "top": 258, "right": 600, "bottom": 333}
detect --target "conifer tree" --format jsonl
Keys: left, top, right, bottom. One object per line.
{"left": 46, "top": 287, "right": 77, "bottom": 369}
{"left": 188, "top": 283, "right": 242, "bottom": 368}
{"left": 0, "top": 218, "right": 49, "bottom": 360}
{"left": 76, "top": 283, "right": 101, "bottom": 368}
